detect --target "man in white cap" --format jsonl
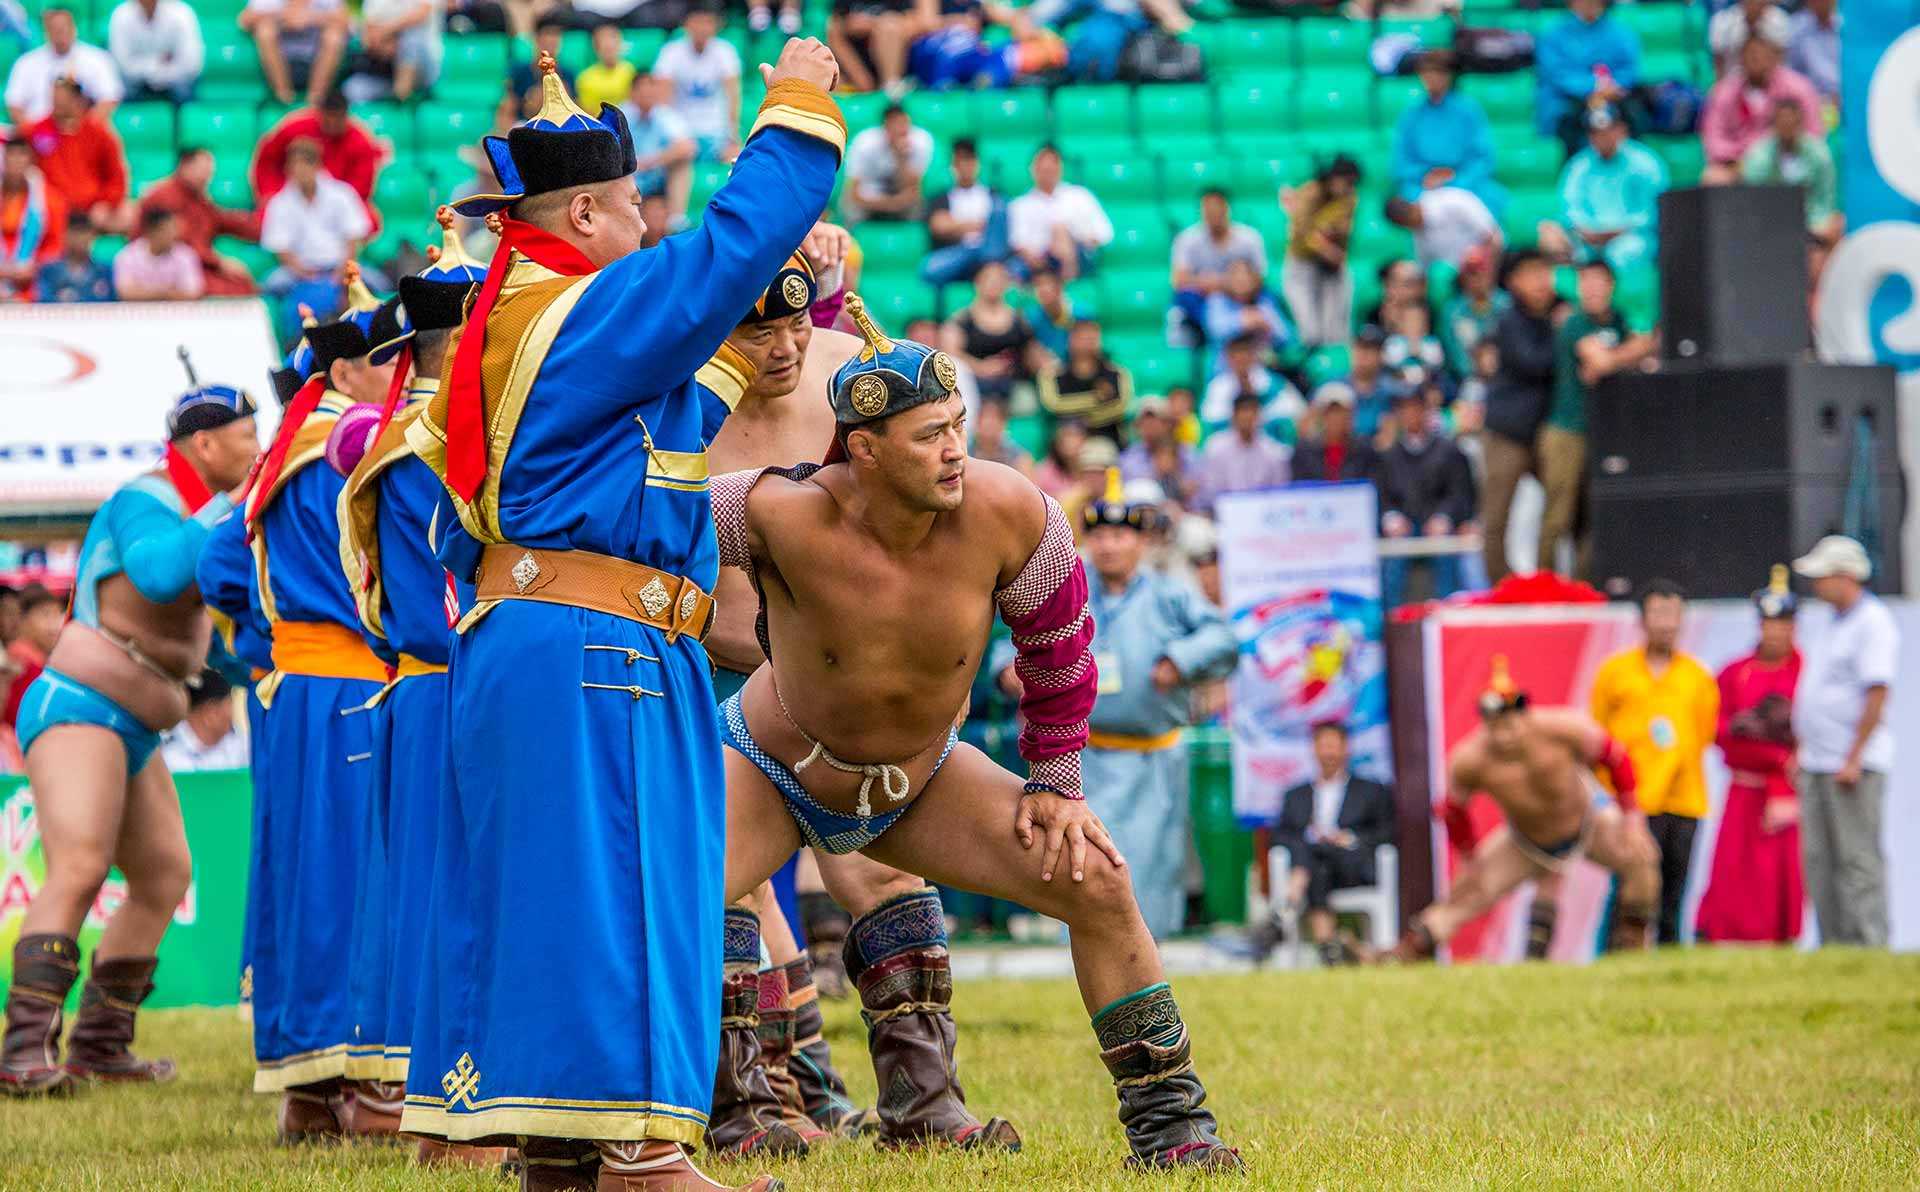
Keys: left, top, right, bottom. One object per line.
{"left": 1791, "top": 535, "right": 1897, "bottom": 947}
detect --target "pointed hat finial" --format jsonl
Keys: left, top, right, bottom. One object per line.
{"left": 533, "top": 50, "right": 594, "bottom": 127}
{"left": 843, "top": 293, "right": 895, "bottom": 360}
{"left": 1487, "top": 654, "right": 1515, "bottom": 697}
{"left": 1769, "top": 564, "right": 1789, "bottom": 595}
{"left": 428, "top": 204, "right": 483, "bottom": 274}
{"left": 341, "top": 259, "right": 381, "bottom": 313}
{"left": 1103, "top": 466, "right": 1124, "bottom": 506}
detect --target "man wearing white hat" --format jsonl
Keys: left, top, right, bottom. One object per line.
{"left": 1791, "top": 535, "right": 1897, "bottom": 947}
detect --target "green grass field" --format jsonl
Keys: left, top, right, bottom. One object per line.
{"left": 4, "top": 948, "right": 1917, "bottom": 1190}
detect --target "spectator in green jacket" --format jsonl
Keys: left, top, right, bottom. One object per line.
{"left": 1741, "top": 99, "right": 1842, "bottom": 248}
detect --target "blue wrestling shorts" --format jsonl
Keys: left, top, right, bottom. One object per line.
{"left": 711, "top": 666, "right": 750, "bottom": 704}
{"left": 14, "top": 669, "right": 163, "bottom": 773}
{"left": 1517, "top": 780, "right": 1617, "bottom": 865}
{"left": 718, "top": 691, "right": 955, "bottom": 855}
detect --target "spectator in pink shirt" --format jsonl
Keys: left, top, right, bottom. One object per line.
{"left": 111, "top": 206, "right": 204, "bottom": 300}
{"left": 1701, "top": 35, "right": 1825, "bottom": 184}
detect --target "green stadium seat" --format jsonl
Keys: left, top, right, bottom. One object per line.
{"left": 201, "top": 39, "right": 261, "bottom": 87}
{"left": 113, "top": 103, "right": 175, "bottom": 152}
{"left": 209, "top": 174, "right": 253, "bottom": 210}
{"left": 179, "top": 103, "right": 260, "bottom": 155}
{"left": 1304, "top": 345, "right": 1350, "bottom": 386}
{"left": 1054, "top": 84, "right": 1132, "bottom": 139}
{"left": 358, "top": 103, "right": 416, "bottom": 155}
{"left": 1137, "top": 85, "right": 1214, "bottom": 142}
{"left": 1460, "top": 74, "right": 1534, "bottom": 128}
{"left": 95, "top": 234, "right": 129, "bottom": 261}
{"left": 625, "top": 29, "right": 669, "bottom": 64}
{"left": 904, "top": 90, "right": 976, "bottom": 142}
{"left": 1231, "top": 144, "right": 1312, "bottom": 197}
{"left": 1159, "top": 151, "right": 1234, "bottom": 201}
{"left": 1105, "top": 216, "right": 1171, "bottom": 270}
{"left": 1649, "top": 135, "right": 1703, "bottom": 187}
{"left": 1063, "top": 278, "right": 1102, "bottom": 318}
{"left": 1295, "top": 81, "right": 1370, "bottom": 133}
{"left": 442, "top": 33, "right": 510, "bottom": 83}
{"left": 1099, "top": 270, "right": 1171, "bottom": 333}
{"left": 979, "top": 140, "right": 1043, "bottom": 193}
{"left": 690, "top": 160, "right": 729, "bottom": 211}
{"left": 1211, "top": 20, "right": 1293, "bottom": 75}
{"left": 861, "top": 280, "right": 935, "bottom": 330}
{"left": 1501, "top": 188, "right": 1563, "bottom": 242}
{"left": 972, "top": 88, "right": 1049, "bottom": 139}
{"left": 215, "top": 236, "right": 275, "bottom": 280}
{"left": 1217, "top": 77, "right": 1294, "bottom": 135}
{"left": 1642, "top": 48, "right": 1702, "bottom": 87}
{"left": 420, "top": 105, "right": 496, "bottom": 158}
{"left": 1615, "top": 3, "right": 1692, "bottom": 53}
{"left": 1349, "top": 215, "right": 1413, "bottom": 265}
{"left": 1375, "top": 16, "right": 1452, "bottom": 50}
{"left": 838, "top": 92, "right": 890, "bottom": 135}
{"left": 126, "top": 152, "right": 174, "bottom": 190}
{"left": 855, "top": 221, "right": 928, "bottom": 262}
{"left": 1373, "top": 77, "right": 1425, "bottom": 128}
{"left": 1128, "top": 346, "right": 1197, "bottom": 394}
{"left": 374, "top": 171, "right": 435, "bottom": 224}
{"left": 1081, "top": 155, "right": 1160, "bottom": 204}
{"left": 1296, "top": 19, "right": 1371, "bottom": 70}
{"left": 1495, "top": 138, "right": 1562, "bottom": 189}
{"left": 558, "top": 30, "right": 594, "bottom": 76}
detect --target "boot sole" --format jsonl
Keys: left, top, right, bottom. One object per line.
{"left": 0, "top": 1072, "right": 78, "bottom": 1098}
{"left": 64, "top": 1065, "right": 179, "bottom": 1085}
{"left": 878, "top": 1118, "right": 1023, "bottom": 1154}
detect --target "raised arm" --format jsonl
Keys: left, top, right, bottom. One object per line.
{"left": 994, "top": 487, "right": 1096, "bottom": 798}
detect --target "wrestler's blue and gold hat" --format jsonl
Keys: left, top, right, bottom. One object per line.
{"left": 1754, "top": 564, "right": 1798, "bottom": 620}
{"left": 1477, "top": 654, "right": 1529, "bottom": 719}
{"left": 372, "top": 207, "right": 488, "bottom": 364}
{"left": 742, "top": 251, "right": 817, "bottom": 325}
{"left": 167, "top": 384, "right": 258, "bottom": 439}
{"left": 303, "top": 262, "right": 389, "bottom": 376}
{"left": 829, "top": 294, "right": 959, "bottom": 426}
{"left": 1083, "top": 467, "right": 1150, "bottom": 533}
{"left": 450, "top": 53, "right": 636, "bottom": 217}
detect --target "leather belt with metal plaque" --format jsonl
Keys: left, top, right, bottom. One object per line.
{"left": 474, "top": 545, "right": 716, "bottom": 644}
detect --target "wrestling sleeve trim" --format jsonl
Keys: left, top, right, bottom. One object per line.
{"left": 1435, "top": 797, "right": 1477, "bottom": 855}
{"left": 711, "top": 468, "right": 765, "bottom": 573}
{"left": 996, "top": 493, "right": 1095, "bottom": 797}
{"left": 1596, "top": 735, "right": 1639, "bottom": 812}
{"left": 750, "top": 81, "right": 848, "bottom": 158}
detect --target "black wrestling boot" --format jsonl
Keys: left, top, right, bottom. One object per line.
{"left": 1526, "top": 898, "right": 1559, "bottom": 960}
{"left": 1093, "top": 983, "right": 1242, "bottom": 1173}
{"left": 1, "top": 934, "right": 80, "bottom": 1096}
{"left": 848, "top": 890, "right": 1018, "bottom": 1152}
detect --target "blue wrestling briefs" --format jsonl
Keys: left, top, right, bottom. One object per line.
{"left": 718, "top": 691, "right": 954, "bottom": 854}
{"left": 14, "top": 668, "right": 163, "bottom": 773}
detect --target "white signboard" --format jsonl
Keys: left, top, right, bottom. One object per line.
{"left": 0, "top": 299, "right": 281, "bottom": 517}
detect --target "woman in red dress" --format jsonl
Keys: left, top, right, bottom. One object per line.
{"left": 1696, "top": 569, "right": 1804, "bottom": 943}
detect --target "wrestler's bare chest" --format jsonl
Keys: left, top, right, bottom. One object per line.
{"left": 1477, "top": 740, "right": 1590, "bottom": 840}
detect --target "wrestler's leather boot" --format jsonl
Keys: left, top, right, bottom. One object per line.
{"left": 415, "top": 1136, "right": 519, "bottom": 1172}
{"left": 598, "top": 1140, "right": 783, "bottom": 1191}
{"left": 1383, "top": 921, "right": 1437, "bottom": 964}
{"left": 1608, "top": 900, "right": 1657, "bottom": 952}
{"left": 857, "top": 946, "right": 1019, "bottom": 1151}
{"left": 779, "top": 956, "right": 873, "bottom": 1138}
{"left": 277, "top": 1079, "right": 348, "bottom": 1144}
{"left": 338, "top": 1078, "right": 405, "bottom": 1138}
{"left": 798, "top": 893, "right": 851, "bottom": 1000}
{"left": 1094, "top": 985, "right": 1242, "bottom": 1173}
{"left": 707, "top": 968, "right": 808, "bottom": 1159}
{"left": 0, "top": 934, "right": 80, "bottom": 1096}
{"left": 1526, "top": 899, "right": 1559, "bottom": 960}
{"left": 520, "top": 1136, "right": 601, "bottom": 1191}
{"left": 62, "top": 954, "right": 177, "bottom": 1084}
{"left": 754, "top": 965, "right": 828, "bottom": 1146}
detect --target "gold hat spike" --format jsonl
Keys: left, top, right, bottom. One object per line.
{"left": 1768, "top": 564, "right": 1789, "bottom": 595}
{"left": 843, "top": 293, "right": 895, "bottom": 362}
{"left": 1486, "top": 653, "right": 1515, "bottom": 698}
{"left": 341, "top": 259, "right": 381, "bottom": 313}
{"left": 1103, "top": 466, "right": 1124, "bottom": 506}
{"left": 428, "top": 204, "right": 482, "bottom": 272}
{"left": 295, "top": 302, "right": 319, "bottom": 329}
{"left": 532, "top": 49, "right": 594, "bottom": 127}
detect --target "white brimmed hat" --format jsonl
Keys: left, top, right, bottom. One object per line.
{"left": 1792, "top": 535, "right": 1872, "bottom": 581}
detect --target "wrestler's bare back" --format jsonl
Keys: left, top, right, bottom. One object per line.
{"left": 1449, "top": 707, "right": 1607, "bottom": 848}
{"left": 737, "top": 458, "right": 1042, "bottom": 804}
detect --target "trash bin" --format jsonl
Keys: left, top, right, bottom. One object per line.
{"left": 1187, "top": 725, "right": 1251, "bottom": 926}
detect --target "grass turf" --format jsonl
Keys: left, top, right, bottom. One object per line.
{"left": 3, "top": 947, "right": 1916, "bottom": 1190}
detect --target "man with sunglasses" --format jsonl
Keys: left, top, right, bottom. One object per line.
{"left": 2, "top": 380, "right": 259, "bottom": 1095}
{"left": 1387, "top": 655, "right": 1662, "bottom": 962}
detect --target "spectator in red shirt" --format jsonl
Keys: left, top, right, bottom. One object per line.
{"left": 1700, "top": 34, "right": 1825, "bottom": 184}
{"left": 250, "top": 89, "right": 385, "bottom": 221}
{"left": 1, "top": 136, "right": 67, "bottom": 302}
{"left": 3, "top": 585, "right": 63, "bottom": 732}
{"left": 23, "top": 77, "right": 131, "bottom": 234}
{"left": 138, "top": 146, "right": 261, "bottom": 296}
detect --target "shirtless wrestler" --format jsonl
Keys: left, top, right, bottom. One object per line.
{"left": 709, "top": 297, "right": 1240, "bottom": 1173}
{"left": 704, "top": 251, "right": 1014, "bottom": 1155}
{"left": 1389, "top": 657, "right": 1662, "bottom": 962}
{"left": 2, "top": 383, "right": 259, "bottom": 1094}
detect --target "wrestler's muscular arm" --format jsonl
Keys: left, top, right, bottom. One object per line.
{"left": 1534, "top": 707, "right": 1640, "bottom": 813}
{"left": 973, "top": 462, "right": 1124, "bottom": 884}
{"left": 1436, "top": 738, "right": 1486, "bottom": 855}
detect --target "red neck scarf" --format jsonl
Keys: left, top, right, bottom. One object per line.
{"left": 444, "top": 217, "right": 597, "bottom": 501}
{"left": 369, "top": 342, "right": 414, "bottom": 450}
{"left": 164, "top": 443, "right": 214, "bottom": 514}
{"left": 243, "top": 373, "right": 328, "bottom": 533}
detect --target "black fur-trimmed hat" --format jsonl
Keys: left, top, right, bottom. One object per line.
{"left": 742, "top": 251, "right": 817, "bottom": 325}
{"left": 449, "top": 53, "right": 636, "bottom": 217}
{"left": 372, "top": 208, "right": 487, "bottom": 364}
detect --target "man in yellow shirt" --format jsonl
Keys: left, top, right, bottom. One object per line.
{"left": 1590, "top": 580, "right": 1720, "bottom": 946}
{"left": 576, "top": 23, "right": 638, "bottom": 112}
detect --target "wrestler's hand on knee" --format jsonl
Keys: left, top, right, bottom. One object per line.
{"left": 1016, "top": 792, "right": 1126, "bottom": 884}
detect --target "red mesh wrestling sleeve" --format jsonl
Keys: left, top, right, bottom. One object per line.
{"left": 711, "top": 468, "right": 763, "bottom": 574}
{"left": 1596, "top": 734, "right": 1639, "bottom": 812}
{"left": 1434, "top": 797, "right": 1478, "bottom": 854}
{"left": 996, "top": 494, "right": 1096, "bottom": 797}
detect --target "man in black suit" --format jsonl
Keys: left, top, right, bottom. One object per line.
{"left": 1268, "top": 720, "right": 1396, "bottom": 965}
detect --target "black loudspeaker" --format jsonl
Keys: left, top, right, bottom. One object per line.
{"left": 1587, "top": 361, "right": 1907, "bottom": 598}
{"left": 1659, "top": 185, "right": 1810, "bottom": 366}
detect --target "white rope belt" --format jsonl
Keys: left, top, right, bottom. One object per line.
{"left": 775, "top": 682, "right": 915, "bottom": 818}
